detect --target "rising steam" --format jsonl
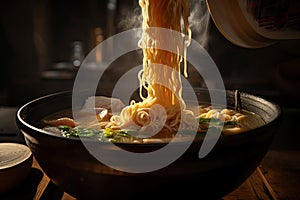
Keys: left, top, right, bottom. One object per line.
{"left": 118, "top": 0, "right": 211, "bottom": 47}
{"left": 118, "top": 4, "right": 142, "bottom": 30}
{"left": 189, "top": 0, "right": 211, "bottom": 48}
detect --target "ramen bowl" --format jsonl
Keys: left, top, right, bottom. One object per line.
{"left": 16, "top": 89, "right": 281, "bottom": 199}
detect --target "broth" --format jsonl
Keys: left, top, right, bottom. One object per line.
{"left": 40, "top": 97, "right": 265, "bottom": 143}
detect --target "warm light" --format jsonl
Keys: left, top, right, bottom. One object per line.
{"left": 94, "top": 27, "right": 104, "bottom": 62}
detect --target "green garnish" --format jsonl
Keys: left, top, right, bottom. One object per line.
{"left": 58, "top": 125, "right": 71, "bottom": 132}
{"left": 196, "top": 117, "right": 239, "bottom": 129}
{"left": 103, "top": 128, "right": 114, "bottom": 138}
{"left": 53, "top": 117, "right": 239, "bottom": 142}
{"left": 57, "top": 126, "right": 133, "bottom": 142}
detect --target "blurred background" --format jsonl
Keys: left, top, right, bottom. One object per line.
{"left": 0, "top": 0, "right": 299, "bottom": 108}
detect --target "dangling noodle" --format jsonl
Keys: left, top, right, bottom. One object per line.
{"left": 107, "top": 0, "right": 198, "bottom": 138}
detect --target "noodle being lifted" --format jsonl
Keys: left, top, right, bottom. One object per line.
{"left": 42, "top": 0, "right": 266, "bottom": 142}
{"left": 106, "top": 0, "right": 198, "bottom": 138}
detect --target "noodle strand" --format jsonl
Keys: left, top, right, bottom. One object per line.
{"left": 107, "top": 0, "right": 198, "bottom": 138}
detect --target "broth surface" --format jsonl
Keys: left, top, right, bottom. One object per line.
{"left": 41, "top": 99, "right": 265, "bottom": 143}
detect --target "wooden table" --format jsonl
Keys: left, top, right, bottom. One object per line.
{"left": 226, "top": 150, "right": 300, "bottom": 200}
{"left": 1, "top": 149, "right": 299, "bottom": 200}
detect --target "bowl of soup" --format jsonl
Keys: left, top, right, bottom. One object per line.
{"left": 16, "top": 88, "right": 281, "bottom": 199}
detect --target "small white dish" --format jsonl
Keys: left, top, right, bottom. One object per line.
{"left": 0, "top": 143, "right": 33, "bottom": 193}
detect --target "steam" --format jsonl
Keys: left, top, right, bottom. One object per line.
{"left": 118, "top": 0, "right": 211, "bottom": 47}
{"left": 118, "top": 6, "right": 142, "bottom": 30}
{"left": 189, "top": 0, "right": 211, "bottom": 48}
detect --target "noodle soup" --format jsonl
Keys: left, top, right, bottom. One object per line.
{"left": 15, "top": 0, "right": 282, "bottom": 198}
{"left": 17, "top": 89, "right": 281, "bottom": 199}
{"left": 41, "top": 96, "right": 265, "bottom": 143}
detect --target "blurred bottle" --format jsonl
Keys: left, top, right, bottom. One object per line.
{"left": 71, "top": 41, "right": 85, "bottom": 68}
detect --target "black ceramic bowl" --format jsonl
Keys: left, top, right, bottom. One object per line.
{"left": 16, "top": 89, "right": 281, "bottom": 199}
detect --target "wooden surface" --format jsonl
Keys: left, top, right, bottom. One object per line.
{"left": 1, "top": 149, "right": 299, "bottom": 200}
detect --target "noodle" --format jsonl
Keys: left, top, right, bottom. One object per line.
{"left": 107, "top": 0, "right": 198, "bottom": 138}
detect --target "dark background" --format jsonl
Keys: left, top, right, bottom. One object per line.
{"left": 0, "top": 0, "right": 299, "bottom": 107}
{"left": 0, "top": 0, "right": 299, "bottom": 122}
